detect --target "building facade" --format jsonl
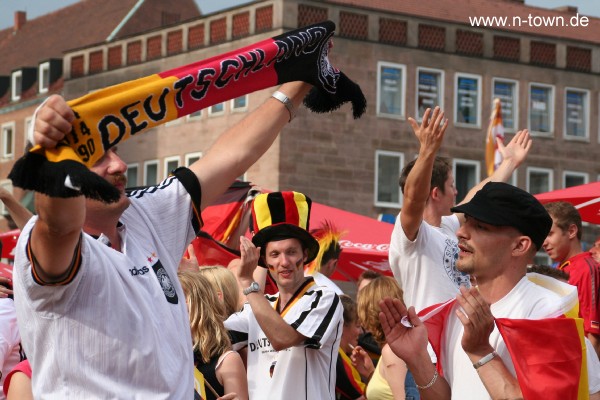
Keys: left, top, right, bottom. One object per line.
{"left": 1, "top": 0, "right": 600, "bottom": 259}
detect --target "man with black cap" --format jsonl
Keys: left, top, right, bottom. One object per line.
{"left": 378, "top": 182, "right": 600, "bottom": 399}
{"left": 224, "top": 191, "right": 343, "bottom": 400}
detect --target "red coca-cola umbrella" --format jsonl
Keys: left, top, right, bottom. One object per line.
{"left": 534, "top": 182, "right": 600, "bottom": 224}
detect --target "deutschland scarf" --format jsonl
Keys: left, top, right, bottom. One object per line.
{"left": 9, "top": 20, "right": 366, "bottom": 203}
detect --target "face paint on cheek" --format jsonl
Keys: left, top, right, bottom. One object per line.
{"left": 295, "top": 259, "right": 303, "bottom": 268}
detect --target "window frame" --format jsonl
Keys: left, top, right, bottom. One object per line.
{"left": 163, "top": 155, "right": 181, "bottom": 180}
{"left": 126, "top": 163, "right": 139, "bottom": 188}
{"left": 563, "top": 87, "right": 589, "bottom": 141}
{"left": 562, "top": 170, "right": 588, "bottom": 189}
{"left": 208, "top": 102, "right": 225, "bottom": 116}
{"left": 415, "top": 67, "right": 444, "bottom": 121}
{"left": 0, "top": 180, "right": 13, "bottom": 216}
{"left": 39, "top": 61, "right": 50, "bottom": 94}
{"left": 187, "top": 110, "right": 203, "bottom": 121}
{"left": 143, "top": 159, "right": 159, "bottom": 186}
{"left": 11, "top": 70, "right": 22, "bottom": 102}
{"left": 454, "top": 73, "right": 482, "bottom": 129}
{"left": 453, "top": 158, "right": 481, "bottom": 203}
{"left": 231, "top": 95, "right": 248, "bottom": 113}
{"left": 491, "top": 77, "right": 519, "bottom": 133}
{"left": 376, "top": 61, "right": 407, "bottom": 120}
{"left": 1, "top": 122, "right": 16, "bottom": 159}
{"left": 374, "top": 150, "right": 404, "bottom": 208}
{"left": 528, "top": 82, "right": 555, "bottom": 136}
{"left": 526, "top": 166, "right": 554, "bottom": 194}
{"left": 185, "top": 152, "right": 202, "bottom": 167}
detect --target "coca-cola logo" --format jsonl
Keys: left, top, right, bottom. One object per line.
{"left": 350, "top": 260, "right": 391, "bottom": 272}
{"left": 339, "top": 239, "right": 389, "bottom": 252}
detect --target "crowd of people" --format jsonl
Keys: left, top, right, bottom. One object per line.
{"left": 0, "top": 76, "right": 599, "bottom": 400}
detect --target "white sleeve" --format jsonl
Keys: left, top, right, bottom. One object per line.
{"left": 585, "top": 337, "right": 600, "bottom": 394}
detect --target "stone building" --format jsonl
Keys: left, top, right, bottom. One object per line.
{"left": 1, "top": 0, "right": 599, "bottom": 262}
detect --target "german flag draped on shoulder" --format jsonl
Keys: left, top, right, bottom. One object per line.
{"left": 9, "top": 21, "right": 366, "bottom": 203}
{"left": 418, "top": 272, "right": 590, "bottom": 399}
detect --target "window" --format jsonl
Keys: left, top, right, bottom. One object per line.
{"left": 416, "top": 67, "right": 444, "bottom": 120}
{"left": 126, "top": 163, "right": 139, "bottom": 188}
{"left": 564, "top": 88, "right": 589, "bottom": 139}
{"left": 209, "top": 103, "right": 225, "bottom": 116}
{"left": 144, "top": 160, "right": 159, "bottom": 186}
{"left": 164, "top": 156, "right": 180, "bottom": 179}
{"left": 185, "top": 152, "right": 202, "bottom": 167}
{"left": 454, "top": 73, "right": 482, "bottom": 128}
{"left": 231, "top": 95, "right": 248, "bottom": 112}
{"left": 376, "top": 62, "right": 406, "bottom": 119}
{"left": 374, "top": 150, "right": 403, "bottom": 208}
{"left": 11, "top": 71, "right": 22, "bottom": 102}
{"left": 0, "top": 181, "right": 12, "bottom": 216}
{"left": 526, "top": 167, "right": 553, "bottom": 194}
{"left": 453, "top": 159, "right": 480, "bottom": 203}
{"left": 492, "top": 78, "right": 518, "bottom": 132}
{"left": 165, "top": 117, "right": 184, "bottom": 127}
{"left": 187, "top": 110, "right": 202, "bottom": 121}
{"left": 1, "top": 123, "right": 15, "bottom": 159}
{"left": 24, "top": 116, "right": 33, "bottom": 147}
{"left": 39, "top": 62, "right": 50, "bottom": 94}
{"left": 563, "top": 171, "right": 588, "bottom": 188}
{"left": 533, "top": 252, "right": 551, "bottom": 267}
{"left": 528, "top": 83, "right": 554, "bottom": 134}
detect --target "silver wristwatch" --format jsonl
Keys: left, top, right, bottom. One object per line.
{"left": 243, "top": 281, "right": 260, "bottom": 296}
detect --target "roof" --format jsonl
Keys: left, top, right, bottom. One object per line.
{"left": 325, "top": 0, "right": 600, "bottom": 45}
{"left": 0, "top": 0, "right": 201, "bottom": 75}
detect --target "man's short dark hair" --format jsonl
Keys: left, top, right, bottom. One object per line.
{"left": 399, "top": 156, "right": 451, "bottom": 195}
{"left": 544, "top": 201, "right": 583, "bottom": 241}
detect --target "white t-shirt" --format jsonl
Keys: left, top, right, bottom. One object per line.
{"left": 442, "top": 275, "right": 600, "bottom": 399}
{"left": 389, "top": 214, "right": 469, "bottom": 313}
{"left": 13, "top": 174, "right": 199, "bottom": 399}
{"left": 308, "top": 271, "right": 343, "bottom": 295}
{"left": 224, "top": 278, "right": 343, "bottom": 400}
{"left": 0, "top": 298, "right": 23, "bottom": 400}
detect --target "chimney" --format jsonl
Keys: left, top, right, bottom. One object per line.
{"left": 14, "top": 11, "right": 26, "bottom": 32}
{"left": 553, "top": 6, "right": 578, "bottom": 13}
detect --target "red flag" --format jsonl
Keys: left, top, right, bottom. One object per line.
{"left": 496, "top": 317, "right": 588, "bottom": 399}
{"left": 418, "top": 276, "right": 589, "bottom": 398}
{"left": 485, "top": 98, "right": 505, "bottom": 177}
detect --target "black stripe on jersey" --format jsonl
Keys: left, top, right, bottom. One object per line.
{"left": 228, "top": 329, "right": 249, "bottom": 346}
{"left": 28, "top": 233, "right": 83, "bottom": 286}
{"left": 172, "top": 167, "right": 203, "bottom": 233}
{"left": 302, "top": 293, "right": 340, "bottom": 349}
{"left": 327, "top": 320, "right": 342, "bottom": 398}
{"left": 584, "top": 256, "right": 599, "bottom": 308}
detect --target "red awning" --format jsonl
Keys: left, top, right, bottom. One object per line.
{"left": 0, "top": 229, "right": 19, "bottom": 260}
{"left": 534, "top": 182, "right": 600, "bottom": 224}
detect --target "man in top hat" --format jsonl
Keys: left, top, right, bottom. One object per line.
{"left": 225, "top": 191, "right": 343, "bottom": 400}
{"left": 378, "top": 182, "right": 600, "bottom": 399}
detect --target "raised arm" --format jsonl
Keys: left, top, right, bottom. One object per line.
{"left": 400, "top": 107, "right": 448, "bottom": 240}
{"left": 189, "top": 82, "right": 312, "bottom": 209}
{"left": 234, "top": 236, "right": 306, "bottom": 351}
{"left": 456, "top": 130, "right": 532, "bottom": 213}
{"left": 29, "top": 96, "right": 85, "bottom": 282}
{"left": 0, "top": 187, "right": 33, "bottom": 230}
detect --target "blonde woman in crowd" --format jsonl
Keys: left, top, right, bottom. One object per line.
{"left": 199, "top": 265, "right": 243, "bottom": 317}
{"left": 353, "top": 276, "right": 418, "bottom": 400}
{"left": 178, "top": 271, "right": 248, "bottom": 400}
